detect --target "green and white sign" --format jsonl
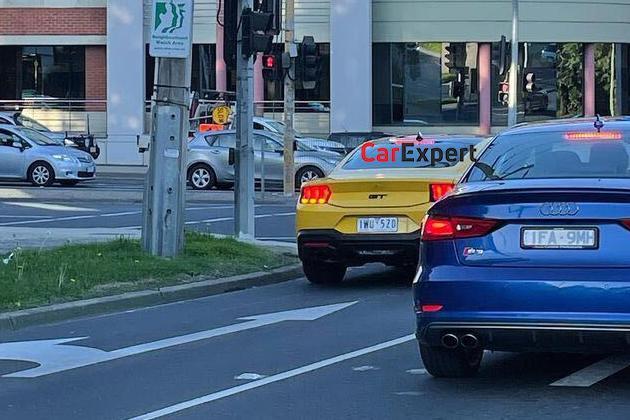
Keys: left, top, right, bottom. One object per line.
{"left": 149, "top": 0, "right": 193, "bottom": 58}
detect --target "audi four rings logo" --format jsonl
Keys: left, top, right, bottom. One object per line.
{"left": 540, "top": 202, "right": 580, "bottom": 216}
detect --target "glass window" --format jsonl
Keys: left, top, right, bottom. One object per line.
{"left": 21, "top": 46, "right": 85, "bottom": 99}
{"left": 146, "top": 44, "right": 216, "bottom": 100}
{"left": 342, "top": 139, "right": 478, "bottom": 170}
{"left": 467, "top": 130, "right": 630, "bottom": 181}
{"left": 0, "top": 46, "right": 85, "bottom": 100}
{"left": 372, "top": 42, "right": 479, "bottom": 126}
{"left": 491, "top": 42, "right": 583, "bottom": 125}
{"left": 216, "top": 134, "right": 236, "bottom": 148}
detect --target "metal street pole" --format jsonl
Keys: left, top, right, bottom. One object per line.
{"left": 508, "top": 0, "right": 519, "bottom": 126}
{"left": 283, "top": 0, "right": 296, "bottom": 196}
{"left": 234, "top": 0, "right": 256, "bottom": 240}
{"left": 142, "top": 4, "right": 194, "bottom": 257}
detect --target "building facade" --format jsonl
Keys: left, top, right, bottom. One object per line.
{"left": 0, "top": 0, "right": 629, "bottom": 165}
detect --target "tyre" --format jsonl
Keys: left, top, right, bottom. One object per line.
{"left": 28, "top": 162, "right": 55, "bottom": 187}
{"left": 59, "top": 180, "right": 79, "bottom": 187}
{"left": 302, "top": 260, "right": 346, "bottom": 285}
{"left": 296, "top": 166, "right": 324, "bottom": 188}
{"left": 188, "top": 164, "right": 216, "bottom": 190}
{"left": 419, "top": 342, "right": 483, "bottom": 378}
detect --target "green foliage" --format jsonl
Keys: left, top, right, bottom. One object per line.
{"left": 0, "top": 233, "right": 295, "bottom": 311}
{"left": 556, "top": 43, "right": 583, "bottom": 116}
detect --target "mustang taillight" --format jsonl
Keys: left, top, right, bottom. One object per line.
{"left": 429, "top": 183, "right": 455, "bottom": 202}
{"left": 622, "top": 220, "right": 630, "bottom": 231}
{"left": 422, "top": 215, "right": 500, "bottom": 241}
{"left": 300, "top": 185, "right": 332, "bottom": 205}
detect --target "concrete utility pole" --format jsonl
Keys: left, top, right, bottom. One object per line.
{"left": 143, "top": 0, "right": 194, "bottom": 257}
{"left": 508, "top": 0, "right": 519, "bottom": 126}
{"left": 283, "top": 0, "right": 296, "bottom": 196}
{"left": 234, "top": 0, "right": 256, "bottom": 240}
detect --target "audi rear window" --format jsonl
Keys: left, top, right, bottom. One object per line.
{"left": 466, "top": 130, "right": 630, "bottom": 181}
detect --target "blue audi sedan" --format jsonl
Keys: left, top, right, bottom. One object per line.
{"left": 413, "top": 118, "right": 630, "bottom": 377}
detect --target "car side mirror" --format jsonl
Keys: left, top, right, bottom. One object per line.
{"left": 228, "top": 147, "right": 235, "bottom": 166}
{"left": 274, "top": 148, "right": 284, "bottom": 155}
{"left": 293, "top": 141, "right": 298, "bottom": 152}
{"left": 11, "top": 140, "right": 24, "bottom": 151}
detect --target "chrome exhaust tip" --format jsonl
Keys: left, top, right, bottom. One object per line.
{"left": 460, "top": 334, "right": 479, "bottom": 349}
{"left": 441, "top": 333, "right": 459, "bottom": 349}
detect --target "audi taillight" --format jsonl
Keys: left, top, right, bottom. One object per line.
{"left": 300, "top": 185, "right": 332, "bottom": 205}
{"left": 622, "top": 220, "right": 630, "bottom": 231}
{"left": 429, "top": 183, "right": 455, "bottom": 202}
{"left": 422, "top": 215, "right": 500, "bottom": 241}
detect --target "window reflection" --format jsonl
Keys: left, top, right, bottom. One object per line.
{"left": 372, "top": 42, "right": 479, "bottom": 126}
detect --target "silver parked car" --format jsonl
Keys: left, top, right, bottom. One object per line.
{"left": 0, "top": 125, "right": 96, "bottom": 187}
{"left": 187, "top": 130, "right": 342, "bottom": 190}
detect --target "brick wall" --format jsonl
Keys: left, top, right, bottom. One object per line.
{"left": 0, "top": 8, "right": 106, "bottom": 35}
{"left": 85, "top": 45, "right": 107, "bottom": 109}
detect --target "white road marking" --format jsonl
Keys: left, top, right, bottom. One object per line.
{"left": 186, "top": 212, "right": 296, "bottom": 226}
{"left": 406, "top": 368, "right": 427, "bottom": 375}
{"left": 0, "top": 215, "right": 52, "bottom": 219}
{"left": 128, "top": 334, "right": 415, "bottom": 420}
{"left": 0, "top": 302, "right": 357, "bottom": 378}
{"left": 352, "top": 365, "right": 380, "bottom": 372}
{"left": 0, "top": 206, "right": 239, "bottom": 227}
{"left": 550, "top": 354, "right": 630, "bottom": 387}
{"left": 234, "top": 373, "right": 267, "bottom": 380}
{"left": 120, "top": 212, "right": 296, "bottom": 230}
{"left": 4, "top": 202, "right": 97, "bottom": 212}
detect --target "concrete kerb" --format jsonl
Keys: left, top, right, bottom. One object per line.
{"left": 0, "top": 264, "right": 304, "bottom": 332}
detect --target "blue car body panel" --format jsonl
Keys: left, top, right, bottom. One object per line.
{"left": 414, "top": 172, "right": 630, "bottom": 352}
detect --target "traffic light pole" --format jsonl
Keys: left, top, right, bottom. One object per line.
{"left": 235, "top": 0, "right": 256, "bottom": 240}
{"left": 508, "top": 0, "right": 519, "bottom": 126}
{"left": 283, "top": 0, "right": 296, "bottom": 197}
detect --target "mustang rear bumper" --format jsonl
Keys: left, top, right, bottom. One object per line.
{"left": 297, "top": 229, "right": 420, "bottom": 267}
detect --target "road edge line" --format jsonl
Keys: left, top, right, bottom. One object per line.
{"left": 128, "top": 334, "right": 416, "bottom": 420}
{"left": 0, "top": 264, "right": 304, "bottom": 332}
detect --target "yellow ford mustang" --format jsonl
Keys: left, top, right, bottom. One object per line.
{"left": 296, "top": 135, "right": 489, "bottom": 284}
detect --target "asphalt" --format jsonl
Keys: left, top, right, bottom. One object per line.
{"left": 1, "top": 266, "right": 630, "bottom": 420}
{"left": 2, "top": 175, "right": 630, "bottom": 419}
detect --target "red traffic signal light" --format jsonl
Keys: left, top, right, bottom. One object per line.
{"left": 263, "top": 54, "right": 276, "bottom": 69}
{"left": 262, "top": 54, "right": 281, "bottom": 81}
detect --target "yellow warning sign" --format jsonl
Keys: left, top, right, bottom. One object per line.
{"left": 212, "top": 106, "right": 231, "bottom": 125}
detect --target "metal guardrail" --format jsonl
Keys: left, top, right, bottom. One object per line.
{"left": 0, "top": 100, "right": 107, "bottom": 136}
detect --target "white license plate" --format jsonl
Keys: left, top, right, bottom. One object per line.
{"left": 357, "top": 217, "right": 399, "bottom": 233}
{"left": 521, "top": 227, "right": 598, "bottom": 249}
{"left": 86, "top": 167, "right": 95, "bottom": 174}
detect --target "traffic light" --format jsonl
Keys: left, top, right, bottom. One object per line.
{"left": 254, "top": 0, "right": 281, "bottom": 35}
{"left": 298, "top": 36, "right": 321, "bottom": 90}
{"left": 241, "top": 8, "right": 274, "bottom": 58}
{"left": 223, "top": 0, "right": 238, "bottom": 69}
{"left": 498, "top": 81, "right": 509, "bottom": 105}
{"left": 262, "top": 53, "right": 282, "bottom": 81}
{"left": 444, "top": 43, "right": 465, "bottom": 70}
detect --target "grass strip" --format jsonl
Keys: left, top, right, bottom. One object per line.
{"left": 0, "top": 231, "right": 296, "bottom": 311}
